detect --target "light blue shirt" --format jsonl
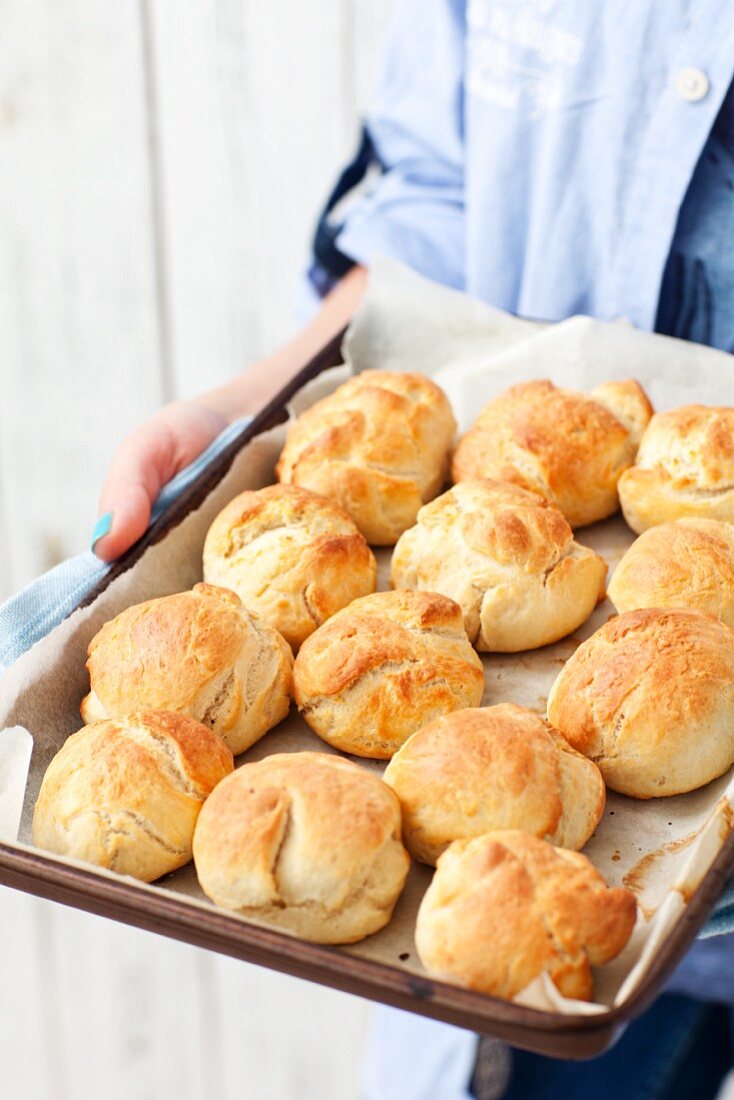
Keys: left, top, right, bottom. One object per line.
{"left": 326, "top": 0, "right": 734, "bottom": 350}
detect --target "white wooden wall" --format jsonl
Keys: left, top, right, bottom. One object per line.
{"left": 0, "top": 3, "right": 391, "bottom": 1097}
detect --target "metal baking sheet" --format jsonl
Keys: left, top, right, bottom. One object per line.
{"left": 2, "top": 328, "right": 734, "bottom": 1059}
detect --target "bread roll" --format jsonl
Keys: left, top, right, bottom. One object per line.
{"left": 618, "top": 405, "right": 734, "bottom": 534}
{"left": 276, "top": 370, "right": 456, "bottom": 544}
{"left": 391, "top": 479, "right": 607, "bottom": 651}
{"left": 82, "top": 583, "right": 293, "bottom": 755}
{"left": 416, "top": 830, "right": 636, "bottom": 1002}
{"left": 203, "top": 484, "right": 377, "bottom": 650}
{"left": 33, "top": 711, "right": 233, "bottom": 882}
{"left": 384, "top": 705, "right": 605, "bottom": 864}
{"left": 609, "top": 519, "right": 734, "bottom": 627}
{"left": 547, "top": 607, "right": 734, "bottom": 798}
{"left": 293, "top": 590, "right": 485, "bottom": 758}
{"left": 193, "top": 751, "right": 409, "bottom": 944}
{"left": 452, "top": 379, "right": 653, "bottom": 527}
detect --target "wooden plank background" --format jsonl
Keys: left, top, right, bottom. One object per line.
{"left": 0, "top": 3, "right": 391, "bottom": 1097}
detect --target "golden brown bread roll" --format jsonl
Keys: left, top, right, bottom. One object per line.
{"left": 276, "top": 370, "right": 457, "bottom": 545}
{"left": 293, "top": 590, "right": 485, "bottom": 758}
{"left": 391, "top": 479, "right": 607, "bottom": 651}
{"left": 202, "top": 484, "right": 377, "bottom": 650}
{"left": 547, "top": 607, "right": 734, "bottom": 798}
{"left": 608, "top": 519, "right": 734, "bottom": 627}
{"left": 415, "top": 830, "right": 636, "bottom": 1002}
{"left": 82, "top": 583, "right": 293, "bottom": 756}
{"left": 33, "top": 711, "right": 234, "bottom": 882}
{"left": 618, "top": 405, "right": 734, "bottom": 533}
{"left": 452, "top": 379, "right": 653, "bottom": 527}
{"left": 193, "top": 751, "right": 410, "bottom": 943}
{"left": 383, "top": 705, "right": 605, "bottom": 865}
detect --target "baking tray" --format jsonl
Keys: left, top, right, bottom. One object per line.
{"left": 2, "top": 329, "right": 733, "bottom": 1060}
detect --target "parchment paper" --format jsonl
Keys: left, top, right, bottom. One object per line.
{"left": 2, "top": 258, "right": 734, "bottom": 1017}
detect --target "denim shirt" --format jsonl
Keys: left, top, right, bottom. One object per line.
{"left": 317, "top": 0, "right": 734, "bottom": 353}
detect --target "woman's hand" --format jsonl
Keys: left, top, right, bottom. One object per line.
{"left": 92, "top": 400, "right": 228, "bottom": 561}
{"left": 91, "top": 264, "right": 368, "bottom": 561}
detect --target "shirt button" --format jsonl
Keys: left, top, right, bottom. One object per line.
{"left": 675, "top": 67, "right": 710, "bottom": 102}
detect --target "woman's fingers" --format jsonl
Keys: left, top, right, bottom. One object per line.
{"left": 91, "top": 402, "right": 229, "bottom": 563}
{"left": 91, "top": 483, "right": 153, "bottom": 562}
{"left": 91, "top": 401, "right": 228, "bottom": 561}
{"left": 92, "top": 426, "right": 174, "bottom": 561}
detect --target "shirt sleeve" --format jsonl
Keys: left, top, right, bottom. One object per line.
{"left": 317, "top": 0, "right": 467, "bottom": 293}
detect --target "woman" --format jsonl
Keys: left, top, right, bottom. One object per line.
{"left": 91, "top": 1, "right": 734, "bottom": 559}
{"left": 91, "top": 3, "right": 734, "bottom": 1096}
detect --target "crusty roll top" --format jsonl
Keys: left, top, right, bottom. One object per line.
{"left": 391, "top": 479, "right": 607, "bottom": 651}
{"left": 293, "top": 590, "right": 485, "bottom": 758}
{"left": 33, "top": 711, "right": 234, "bottom": 882}
{"left": 608, "top": 518, "right": 734, "bottom": 627}
{"left": 635, "top": 405, "right": 734, "bottom": 486}
{"left": 547, "top": 607, "right": 734, "bottom": 798}
{"left": 618, "top": 405, "right": 734, "bottom": 533}
{"left": 415, "top": 830, "right": 636, "bottom": 1002}
{"left": 203, "top": 484, "right": 377, "bottom": 649}
{"left": 452, "top": 379, "right": 653, "bottom": 527}
{"left": 384, "top": 704, "right": 605, "bottom": 864}
{"left": 295, "top": 589, "right": 479, "bottom": 696}
{"left": 83, "top": 583, "right": 293, "bottom": 756}
{"left": 402, "top": 479, "right": 575, "bottom": 572}
{"left": 193, "top": 751, "right": 410, "bottom": 944}
{"left": 276, "top": 370, "right": 457, "bottom": 544}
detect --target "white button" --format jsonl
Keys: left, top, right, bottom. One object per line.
{"left": 675, "top": 67, "right": 709, "bottom": 102}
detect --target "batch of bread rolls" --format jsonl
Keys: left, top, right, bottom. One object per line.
{"left": 32, "top": 368, "right": 734, "bottom": 1007}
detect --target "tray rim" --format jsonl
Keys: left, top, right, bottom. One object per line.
{"left": 2, "top": 329, "right": 733, "bottom": 1060}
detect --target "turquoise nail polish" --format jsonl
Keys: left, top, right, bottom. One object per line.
{"left": 91, "top": 512, "right": 113, "bottom": 550}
